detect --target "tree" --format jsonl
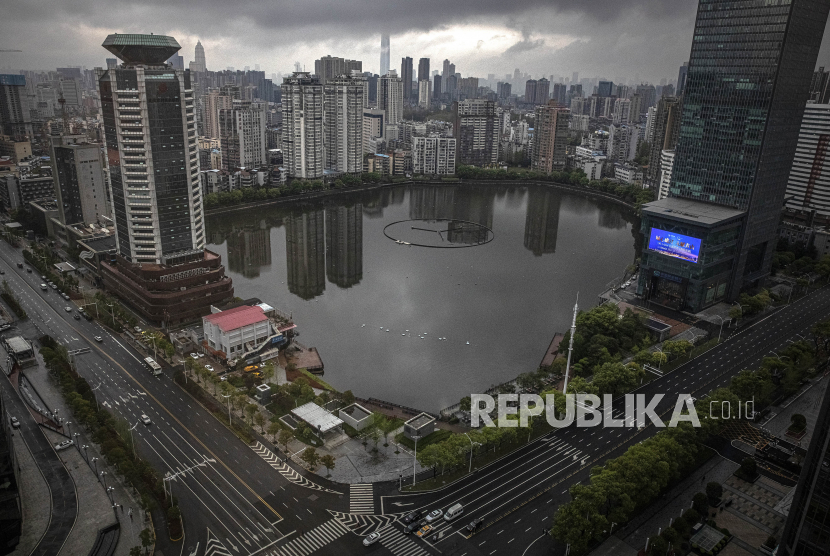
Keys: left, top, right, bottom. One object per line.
{"left": 459, "top": 396, "right": 471, "bottom": 411}
{"left": 253, "top": 411, "right": 266, "bottom": 432}
{"left": 278, "top": 429, "right": 293, "bottom": 455}
{"left": 739, "top": 457, "right": 757, "bottom": 480}
{"left": 342, "top": 390, "right": 356, "bottom": 406}
{"left": 130, "top": 547, "right": 142, "bottom": 556}
{"left": 320, "top": 454, "right": 336, "bottom": 477}
{"left": 706, "top": 482, "right": 723, "bottom": 504}
{"left": 367, "top": 426, "right": 382, "bottom": 452}
{"left": 791, "top": 413, "right": 807, "bottom": 431}
{"left": 261, "top": 362, "right": 275, "bottom": 383}
{"left": 267, "top": 421, "right": 282, "bottom": 442}
{"left": 692, "top": 492, "right": 709, "bottom": 515}
{"left": 139, "top": 528, "right": 154, "bottom": 555}
{"left": 301, "top": 447, "right": 320, "bottom": 470}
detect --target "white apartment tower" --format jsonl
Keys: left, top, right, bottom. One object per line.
{"left": 378, "top": 70, "right": 403, "bottom": 127}
{"left": 323, "top": 75, "right": 365, "bottom": 174}
{"left": 218, "top": 100, "right": 267, "bottom": 170}
{"left": 98, "top": 33, "right": 204, "bottom": 263}
{"left": 281, "top": 72, "right": 324, "bottom": 179}
{"left": 785, "top": 103, "right": 830, "bottom": 224}
{"left": 413, "top": 136, "right": 456, "bottom": 175}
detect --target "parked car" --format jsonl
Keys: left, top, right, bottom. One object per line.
{"left": 40, "top": 283, "right": 47, "bottom": 291}
{"left": 464, "top": 518, "right": 484, "bottom": 533}
{"left": 204, "top": 365, "right": 214, "bottom": 372}
{"left": 41, "top": 275, "right": 46, "bottom": 280}
{"left": 243, "top": 364, "right": 260, "bottom": 373}
{"left": 190, "top": 353, "right": 200, "bottom": 360}
{"left": 94, "top": 336, "right": 103, "bottom": 343}
{"left": 220, "top": 375, "right": 228, "bottom": 382}
{"left": 10, "top": 416, "right": 20, "bottom": 429}
{"left": 425, "top": 509, "right": 443, "bottom": 523}
{"left": 362, "top": 532, "right": 380, "bottom": 546}
{"left": 415, "top": 524, "right": 433, "bottom": 538}
{"left": 134, "top": 326, "right": 142, "bottom": 333}
{"left": 403, "top": 510, "right": 424, "bottom": 524}
{"left": 61, "top": 293, "right": 70, "bottom": 300}
{"left": 141, "top": 414, "right": 151, "bottom": 425}
{"left": 54, "top": 439, "right": 74, "bottom": 451}
{"left": 64, "top": 306, "right": 72, "bottom": 312}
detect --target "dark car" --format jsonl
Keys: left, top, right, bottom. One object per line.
{"left": 403, "top": 520, "right": 423, "bottom": 535}
{"left": 403, "top": 510, "right": 423, "bottom": 524}
{"left": 465, "top": 518, "right": 484, "bottom": 534}
{"left": 73, "top": 314, "right": 80, "bottom": 320}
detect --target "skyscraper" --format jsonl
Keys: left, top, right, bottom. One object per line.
{"left": 281, "top": 72, "right": 324, "bottom": 178}
{"left": 400, "top": 57, "right": 413, "bottom": 101}
{"left": 810, "top": 67, "right": 830, "bottom": 104}
{"left": 644, "top": 96, "right": 682, "bottom": 188}
{"left": 97, "top": 33, "right": 233, "bottom": 324}
{"left": 378, "top": 70, "right": 403, "bottom": 126}
{"left": 50, "top": 134, "right": 110, "bottom": 226}
{"left": 0, "top": 75, "right": 32, "bottom": 140}
{"left": 597, "top": 80, "right": 614, "bottom": 97}
{"left": 778, "top": 387, "right": 830, "bottom": 555}
{"left": 314, "top": 55, "right": 362, "bottom": 84}
{"left": 193, "top": 40, "right": 206, "bottom": 72}
{"left": 418, "top": 58, "right": 430, "bottom": 88}
{"left": 323, "top": 75, "right": 365, "bottom": 174}
{"left": 676, "top": 62, "right": 688, "bottom": 96}
{"left": 784, "top": 103, "right": 830, "bottom": 226}
{"left": 218, "top": 100, "right": 267, "bottom": 170}
{"left": 204, "top": 88, "right": 234, "bottom": 139}
{"left": 638, "top": 0, "right": 830, "bottom": 313}
{"left": 442, "top": 59, "right": 451, "bottom": 93}
{"left": 453, "top": 99, "right": 498, "bottom": 167}
{"left": 380, "top": 34, "right": 390, "bottom": 77}
{"left": 418, "top": 80, "right": 431, "bottom": 108}
{"left": 532, "top": 101, "right": 570, "bottom": 173}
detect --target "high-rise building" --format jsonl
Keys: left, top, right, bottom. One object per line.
{"left": 378, "top": 70, "right": 403, "bottom": 126}
{"left": 314, "top": 55, "right": 362, "bottom": 84}
{"left": 166, "top": 54, "right": 184, "bottom": 70}
{"left": 0, "top": 75, "right": 33, "bottom": 140}
{"left": 597, "top": 80, "right": 614, "bottom": 97}
{"left": 418, "top": 58, "right": 430, "bottom": 88}
{"left": 629, "top": 94, "right": 643, "bottom": 123}
{"left": 552, "top": 83, "right": 567, "bottom": 105}
{"left": 97, "top": 33, "right": 233, "bottom": 324}
{"left": 532, "top": 101, "right": 570, "bottom": 173}
{"left": 442, "top": 59, "right": 451, "bottom": 93}
{"left": 281, "top": 72, "right": 324, "bottom": 179}
{"left": 784, "top": 103, "right": 830, "bottom": 226}
{"left": 497, "top": 82, "right": 512, "bottom": 100}
{"left": 612, "top": 98, "right": 631, "bottom": 125}
{"left": 433, "top": 75, "right": 442, "bottom": 100}
{"left": 286, "top": 209, "right": 325, "bottom": 300}
{"left": 326, "top": 204, "right": 363, "bottom": 288}
{"left": 418, "top": 80, "right": 431, "bottom": 108}
{"left": 380, "top": 34, "right": 390, "bottom": 77}
{"left": 412, "top": 136, "right": 456, "bottom": 175}
{"left": 401, "top": 57, "right": 414, "bottom": 101}
{"left": 363, "top": 108, "right": 385, "bottom": 154}
{"left": 524, "top": 79, "right": 537, "bottom": 104}
{"left": 323, "top": 75, "right": 365, "bottom": 174}
{"left": 778, "top": 387, "right": 830, "bottom": 555}
{"left": 809, "top": 67, "right": 830, "bottom": 104}
{"left": 50, "top": 134, "right": 110, "bottom": 226}
{"left": 192, "top": 40, "right": 206, "bottom": 72}
{"left": 453, "top": 99, "right": 498, "bottom": 167}
{"left": 676, "top": 62, "right": 688, "bottom": 96}
{"left": 204, "top": 88, "right": 234, "bottom": 139}
{"left": 644, "top": 96, "right": 682, "bottom": 188}
{"left": 218, "top": 100, "right": 267, "bottom": 170}
{"left": 635, "top": 84, "right": 656, "bottom": 113}
{"left": 638, "top": 0, "right": 829, "bottom": 313}
{"left": 657, "top": 150, "right": 675, "bottom": 200}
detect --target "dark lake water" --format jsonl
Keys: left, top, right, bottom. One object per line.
{"left": 206, "top": 183, "right": 640, "bottom": 412}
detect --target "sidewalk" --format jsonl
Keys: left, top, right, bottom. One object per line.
{"left": 20, "top": 352, "right": 146, "bottom": 556}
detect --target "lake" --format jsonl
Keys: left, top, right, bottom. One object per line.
{"left": 206, "top": 183, "right": 639, "bottom": 412}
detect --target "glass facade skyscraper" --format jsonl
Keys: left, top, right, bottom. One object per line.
{"left": 637, "top": 0, "right": 830, "bottom": 312}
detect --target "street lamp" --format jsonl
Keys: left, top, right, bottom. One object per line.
{"left": 100, "top": 470, "right": 108, "bottom": 489}
{"left": 222, "top": 394, "right": 232, "bottom": 425}
{"left": 129, "top": 422, "right": 139, "bottom": 459}
{"left": 711, "top": 315, "right": 726, "bottom": 342}
{"left": 412, "top": 434, "right": 421, "bottom": 486}
{"left": 91, "top": 382, "right": 102, "bottom": 412}
{"left": 462, "top": 432, "right": 481, "bottom": 473}
{"left": 106, "top": 486, "right": 115, "bottom": 504}
{"left": 91, "top": 457, "right": 99, "bottom": 480}
{"left": 82, "top": 445, "right": 89, "bottom": 462}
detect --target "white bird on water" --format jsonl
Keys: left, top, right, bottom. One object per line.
{"left": 362, "top": 324, "right": 366, "bottom": 327}
{"left": 466, "top": 341, "right": 470, "bottom": 345}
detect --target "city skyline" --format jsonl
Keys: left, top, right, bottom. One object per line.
{"left": 5, "top": 1, "right": 830, "bottom": 82}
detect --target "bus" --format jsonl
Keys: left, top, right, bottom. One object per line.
{"left": 144, "top": 357, "right": 163, "bottom": 377}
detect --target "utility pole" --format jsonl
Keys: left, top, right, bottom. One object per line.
{"left": 563, "top": 292, "right": 579, "bottom": 393}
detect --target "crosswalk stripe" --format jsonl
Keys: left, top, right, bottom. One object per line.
{"left": 376, "top": 524, "right": 430, "bottom": 556}
{"left": 275, "top": 517, "right": 351, "bottom": 556}
{"left": 251, "top": 441, "right": 342, "bottom": 494}
{"left": 350, "top": 483, "right": 374, "bottom": 514}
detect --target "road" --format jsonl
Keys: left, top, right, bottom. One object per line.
{"left": 2, "top": 237, "right": 828, "bottom": 556}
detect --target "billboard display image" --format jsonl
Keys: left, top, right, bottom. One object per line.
{"left": 647, "top": 228, "right": 701, "bottom": 263}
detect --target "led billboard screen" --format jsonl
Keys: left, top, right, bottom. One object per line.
{"left": 647, "top": 228, "right": 701, "bottom": 264}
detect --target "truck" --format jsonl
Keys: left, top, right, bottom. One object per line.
{"left": 144, "top": 357, "right": 163, "bottom": 377}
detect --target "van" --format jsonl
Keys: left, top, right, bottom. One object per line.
{"left": 444, "top": 503, "right": 463, "bottom": 522}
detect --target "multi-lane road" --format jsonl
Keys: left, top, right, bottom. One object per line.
{"left": 2, "top": 237, "right": 828, "bottom": 556}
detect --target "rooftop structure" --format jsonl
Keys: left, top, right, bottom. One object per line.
{"left": 102, "top": 33, "right": 181, "bottom": 65}
{"left": 292, "top": 402, "right": 344, "bottom": 435}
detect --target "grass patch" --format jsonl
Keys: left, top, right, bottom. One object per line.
{"left": 661, "top": 338, "right": 720, "bottom": 374}
{"left": 395, "top": 428, "right": 453, "bottom": 450}
{"left": 299, "top": 368, "right": 336, "bottom": 391}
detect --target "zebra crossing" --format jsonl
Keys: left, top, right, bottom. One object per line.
{"left": 268, "top": 518, "right": 351, "bottom": 556}
{"left": 350, "top": 483, "right": 374, "bottom": 514}
{"left": 251, "top": 441, "right": 342, "bottom": 494}
{"left": 376, "top": 524, "right": 431, "bottom": 556}
{"left": 329, "top": 510, "right": 399, "bottom": 536}
{"left": 204, "top": 528, "right": 232, "bottom": 556}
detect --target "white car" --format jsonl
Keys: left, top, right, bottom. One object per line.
{"left": 204, "top": 365, "right": 214, "bottom": 372}
{"left": 197, "top": 353, "right": 205, "bottom": 358}
{"left": 64, "top": 306, "right": 72, "bottom": 312}
{"left": 54, "top": 439, "right": 74, "bottom": 451}
{"left": 425, "top": 509, "right": 443, "bottom": 523}
{"left": 134, "top": 326, "right": 142, "bottom": 333}
{"left": 190, "top": 353, "right": 200, "bottom": 360}
{"left": 10, "top": 416, "right": 20, "bottom": 429}
{"left": 362, "top": 532, "right": 380, "bottom": 546}
{"left": 220, "top": 375, "right": 228, "bottom": 382}
{"left": 94, "top": 336, "right": 103, "bottom": 343}
{"left": 141, "top": 415, "right": 152, "bottom": 426}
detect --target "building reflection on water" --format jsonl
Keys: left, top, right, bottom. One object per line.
{"left": 207, "top": 184, "right": 636, "bottom": 300}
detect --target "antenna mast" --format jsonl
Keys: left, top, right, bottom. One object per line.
{"left": 563, "top": 292, "right": 579, "bottom": 393}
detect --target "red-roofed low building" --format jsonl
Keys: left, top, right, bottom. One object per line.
{"left": 202, "top": 304, "right": 284, "bottom": 359}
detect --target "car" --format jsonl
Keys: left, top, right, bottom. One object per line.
{"left": 464, "top": 518, "right": 484, "bottom": 533}
{"left": 220, "top": 375, "right": 228, "bottom": 382}
{"left": 16, "top": 263, "right": 23, "bottom": 269}
{"left": 94, "top": 336, "right": 103, "bottom": 343}
{"left": 251, "top": 371, "right": 263, "bottom": 379}
{"left": 197, "top": 353, "right": 205, "bottom": 358}
{"left": 9, "top": 416, "right": 20, "bottom": 429}
{"left": 415, "top": 525, "right": 433, "bottom": 538}
{"left": 0, "top": 269, "right": 4, "bottom": 275}
{"left": 204, "top": 365, "right": 214, "bottom": 372}
{"left": 26, "top": 267, "right": 32, "bottom": 273}
{"left": 362, "top": 532, "right": 381, "bottom": 547}
{"left": 403, "top": 510, "right": 424, "bottom": 524}
{"left": 40, "top": 283, "right": 47, "bottom": 291}
{"left": 190, "top": 353, "right": 200, "bottom": 360}
{"left": 425, "top": 509, "right": 443, "bottom": 523}
{"left": 140, "top": 414, "right": 151, "bottom": 425}
{"left": 0, "top": 324, "right": 11, "bottom": 332}
{"left": 243, "top": 364, "right": 260, "bottom": 373}
{"left": 62, "top": 293, "right": 70, "bottom": 300}
{"left": 64, "top": 306, "right": 72, "bottom": 312}
{"left": 41, "top": 275, "right": 46, "bottom": 280}
{"left": 134, "top": 326, "right": 142, "bottom": 333}
{"left": 50, "top": 284, "right": 57, "bottom": 290}
{"left": 73, "top": 314, "right": 80, "bottom": 320}
{"left": 403, "top": 520, "right": 423, "bottom": 535}
{"left": 54, "top": 439, "right": 74, "bottom": 451}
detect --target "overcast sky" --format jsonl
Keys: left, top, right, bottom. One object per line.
{"left": 3, "top": 0, "right": 830, "bottom": 83}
